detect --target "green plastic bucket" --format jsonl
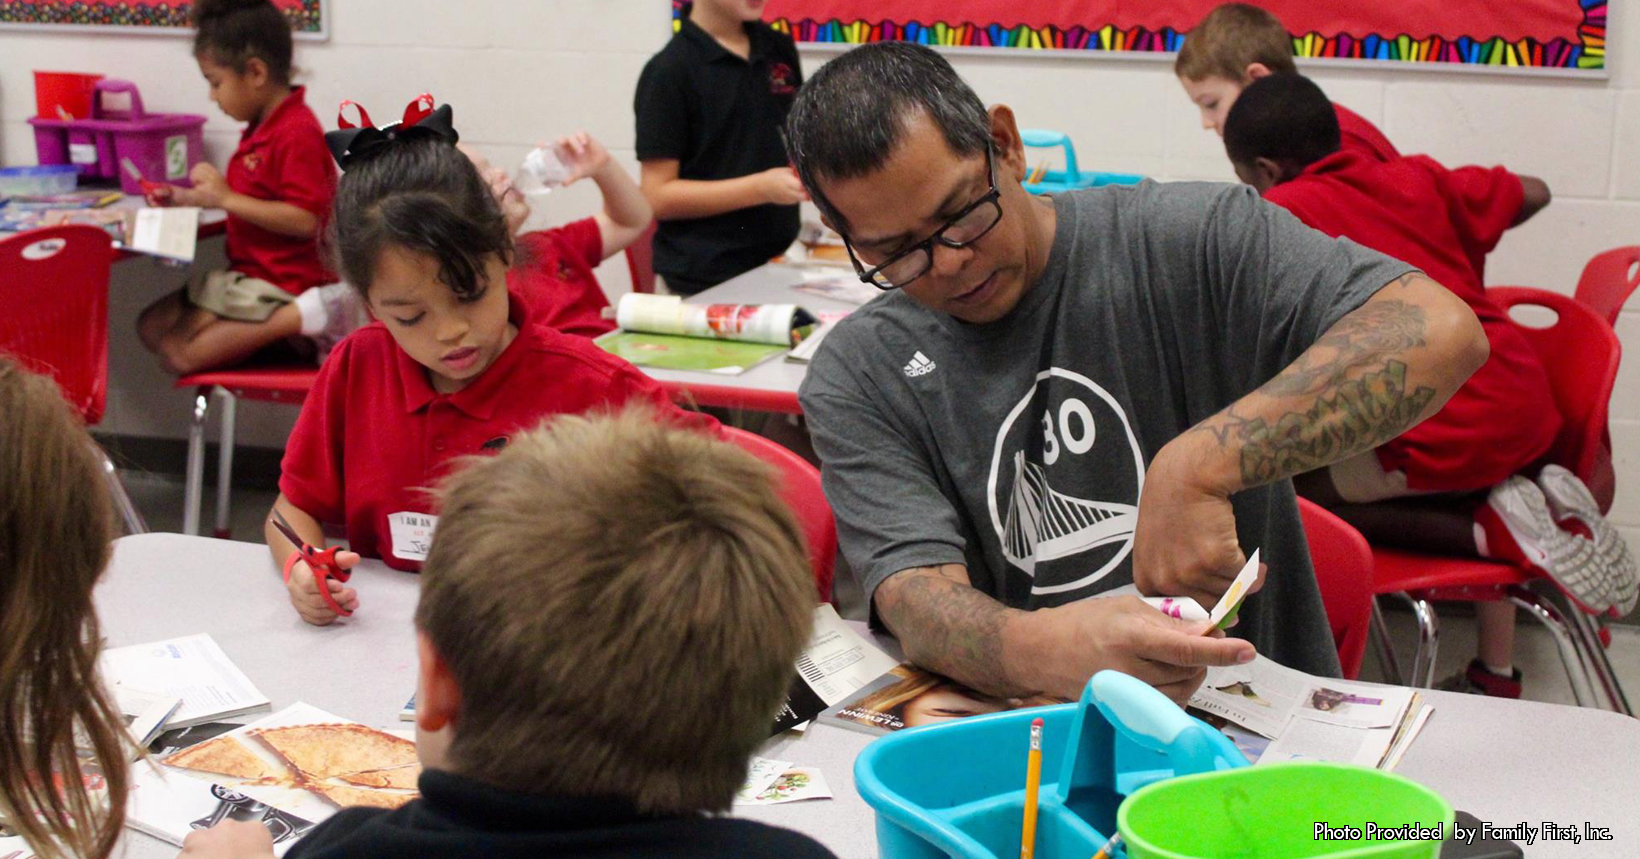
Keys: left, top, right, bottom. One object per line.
{"left": 1118, "top": 762, "right": 1453, "bottom": 859}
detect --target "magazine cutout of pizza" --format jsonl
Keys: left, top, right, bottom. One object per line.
{"left": 160, "top": 706, "right": 421, "bottom": 811}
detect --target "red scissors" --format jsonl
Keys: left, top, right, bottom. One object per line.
{"left": 270, "top": 509, "right": 353, "bottom": 617}
{"left": 121, "top": 158, "right": 170, "bottom": 206}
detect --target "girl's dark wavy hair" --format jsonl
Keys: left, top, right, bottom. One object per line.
{"left": 192, "top": 0, "right": 294, "bottom": 84}
{"left": 327, "top": 136, "right": 514, "bottom": 301}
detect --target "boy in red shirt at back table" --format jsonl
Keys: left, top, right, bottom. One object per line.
{"left": 1225, "top": 73, "right": 1638, "bottom": 697}
{"left": 1176, "top": 3, "right": 1398, "bottom": 162}
{"left": 137, "top": 0, "right": 343, "bottom": 375}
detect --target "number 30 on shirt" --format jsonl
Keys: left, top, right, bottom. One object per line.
{"left": 1040, "top": 398, "right": 1097, "bottom": 466}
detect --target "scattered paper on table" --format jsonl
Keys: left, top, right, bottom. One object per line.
{"left": 101, "top": 633, "right": 269, "bottom": 729}
{"left": 735, "top": 765, "right": 831, "bottom": 806}
{"left": 735, "top": 756, "right": 791, "bottom": 804}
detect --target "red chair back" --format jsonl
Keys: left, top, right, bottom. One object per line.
{"left": 1298, "top": 497, "right": 1373, "bottom": 679}
{"left": 0, "top": 225, "right": 113, "bottom": 424}
{"left": 1490, "top": 287, "right": 1621, "bottom": 509}
{"left": 721, "top": 426, "right": 836, "bottom": 602}
{"left": 1573, "top": 245, "right": 1640, "bottom": 326}
{"left": 624, "top": 220, "right": 657, "bottom": 294}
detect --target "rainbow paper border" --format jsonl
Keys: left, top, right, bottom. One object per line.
{"left": 0, "top": 0, "right": 322, "bottom": 33}
{"left": 670, "top": 0, "right": 1605, "bottom": 71}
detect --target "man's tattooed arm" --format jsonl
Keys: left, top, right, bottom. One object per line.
{"left": 873, "top": 564, "right": 1031, "bottom": 697}
{"left": 1185, "top": 272, "right": 1488, "bottom": 491}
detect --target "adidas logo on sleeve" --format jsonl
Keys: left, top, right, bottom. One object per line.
{"left": 903, "top": 351, "right": 937, "bottom": 377}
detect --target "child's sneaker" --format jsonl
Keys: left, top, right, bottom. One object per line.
{"left": 295, "top": 282, "right": 371, "bottom": 363}
{"left": 1436, "top": 658, "right": 1523, "bottom": 699}
{"left": 1473, "top": 476, "right": 1615, "bottom": 615}
{"left": 1536, "top": 464, "right": 1639, "bottom": 618}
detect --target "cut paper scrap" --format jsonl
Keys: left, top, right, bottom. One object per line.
{"left": 1209, "top": 549, "right": 1261, "bottom": 630}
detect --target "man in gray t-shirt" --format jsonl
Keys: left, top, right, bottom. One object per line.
{"left": 786, "top": 43, "right": 1488, "bottom": 703}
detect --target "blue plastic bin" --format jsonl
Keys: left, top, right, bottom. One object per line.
{"left": 1020, "top": 129, "right": 1144, "bottom": 194}
{"left": 855, "top": 671, "right": 1246, "bottom": 859}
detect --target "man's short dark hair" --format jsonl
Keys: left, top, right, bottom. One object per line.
{"left": 1222, "top": 74, "right": 1341, "bottom": 170}
{"left": 784, "top": 42, "right": 990, "bottom": 231}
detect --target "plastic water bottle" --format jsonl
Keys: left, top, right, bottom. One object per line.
{"left": 517, "top": 145, "right": 571, "bottom": 198}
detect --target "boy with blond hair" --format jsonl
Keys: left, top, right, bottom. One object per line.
{"left": 1175, "top": 2, "right": 1399, "bottom": 161}
{"left": 184, "top": 408, "right": 836, "bottom": 859}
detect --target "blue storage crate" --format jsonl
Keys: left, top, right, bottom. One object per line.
{"left": 854, "top": 671, "right": 1245, "bottom": 859}
{"left": 1020, "top": 129, "right": 1145, "bottom": 195}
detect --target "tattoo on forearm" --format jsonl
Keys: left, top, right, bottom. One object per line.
{"left": 876, "top": 567, "right": 1019, "bottom": 696}
{"left": 1258, "top": 299, "right": 1427, "bottom": 398}
{"left": 1209, "top": 362, "right": 1437, "bottom": 485}
{"left": 1191, "top": 289, "right": 1441, "bottom": 487}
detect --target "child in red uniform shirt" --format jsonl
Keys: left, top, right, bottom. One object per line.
{"left": 266, "top": 103, "right": 713, "bottom": 626}
{"left": 136, "top": 0, "right": 338, "bottom": 376}
{"left": 463, "top": 134, "right": 652, "bottom": 338}
{"left": 1176, "top": 4, "right": 1398, "bottom": 161}
{"left": 1225, "top": 74, "right": 1638, "bottom": 695}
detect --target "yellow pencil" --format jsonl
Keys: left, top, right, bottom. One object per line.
{"left": 1091, "top": 832, "right": 1124, "bottom": 859}
{"left": 1021, "top": 716, "right": 1044, "bottom": 859}
{"left": 1027, "top": 160, "right": 1049, "bottom": 185}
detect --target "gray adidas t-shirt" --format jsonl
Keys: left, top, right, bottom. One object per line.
{"left": 800, "top": 181, "right": 1415, "bottom": 677}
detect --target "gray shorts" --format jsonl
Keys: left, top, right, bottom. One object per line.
{"left": 186, "top": 269, "right": 293, "bottom": 322}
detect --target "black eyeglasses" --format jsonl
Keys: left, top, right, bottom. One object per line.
{"left": 843, "top": 146, "right": 1003, "bottom": 291}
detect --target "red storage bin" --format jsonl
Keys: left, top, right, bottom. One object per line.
{"left": 34, "top": 71, "right": 105, "bottom": 120}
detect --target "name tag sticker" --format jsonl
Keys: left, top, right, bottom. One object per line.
{"left": 388, "top": 512, "right": 438, "bottom": 562}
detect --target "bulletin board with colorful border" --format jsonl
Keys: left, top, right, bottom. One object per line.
{"left": 672, "top": 0, "right": 1607, "bottom": 76}
{"left": 0, "top": 0, "right": 325, "bottom": 38}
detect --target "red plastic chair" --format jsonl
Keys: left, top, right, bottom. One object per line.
{"left": 1371, "top": 288, "right": 1629, "bottom": 712}
{"left": 1297, "top": 498, "right": 1373, "bottom": 680}
{"left": 176, "top": 366, "right": 318, "bottom": 537}
{"left": 721, "top": 426, "right": 836, "bottom": 602}
{"left": 1573, "top": 245, "right": 1640, "bottom": 326}
{"left": 624, "top": 220, "right": 657, "bottom": 294}
{"left": 0, "top": 225, "right": 146, "bottom": 533}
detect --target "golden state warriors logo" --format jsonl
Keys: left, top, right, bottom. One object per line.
{"left": 987, "top": 368, "right": 1144, "bottom": 595}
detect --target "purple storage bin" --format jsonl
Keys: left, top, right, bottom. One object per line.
{"left": 28, "top": 79, "right": 206, "bottom": 193}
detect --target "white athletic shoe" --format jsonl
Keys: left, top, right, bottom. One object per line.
{"left": 1473, "top": 476, "right": 1617, "bottom": 615}
{"left": 1536, "top": 464, "right": 1639, "bottom": 617}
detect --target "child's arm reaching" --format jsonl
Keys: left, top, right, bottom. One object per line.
{"left": 164, "top": 162, "right": 320, "bottom": 239}
{"left": 640, "top": 159, "right": 806, "bottom": 221}
{"left": 555, "top": 133, "right": 654, "bottom": 260}
{"left": 265, "top": 494, "right": 360, "bottom": 626}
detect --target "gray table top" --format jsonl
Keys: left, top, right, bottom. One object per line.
{"left": 625, "top": 263, "right": 864, "bottom": 398}
{"left": 98, "top": 534, "right": 1640, "bottom": 858}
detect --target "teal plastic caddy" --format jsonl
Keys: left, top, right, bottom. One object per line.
{"left": 1020, "top": 129, "right": 1145, "bottom": 194}
{"left": 854, "top": 671, "right": 1246, "bottom": 859}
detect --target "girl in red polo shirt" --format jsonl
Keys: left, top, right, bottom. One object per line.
{"left": 136, "top": 0, "right": 340, "bottom": 376}
{"left": 267, "top": 104, "right": 713, "bottom": 626}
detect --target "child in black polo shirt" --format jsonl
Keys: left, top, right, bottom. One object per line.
{"left": 180, "top": 409, "right": 836, "bottom": 859}
{"left": 635, "top": 0, "right": 804, "bottom": 294}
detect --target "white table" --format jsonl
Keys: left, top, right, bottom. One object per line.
{"left": 630, "top": 263, "right": 863, "bottom": 414}
{"left": 98, "top": 534, "right": 1640, "bottom": 858}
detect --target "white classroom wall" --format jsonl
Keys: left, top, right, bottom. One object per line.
{"left": 1, "top": 1, "right": 1637, "bottom": 548}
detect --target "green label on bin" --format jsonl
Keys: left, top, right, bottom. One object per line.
{"left": 166, "top": 136, "right": 188, "bottom": 180}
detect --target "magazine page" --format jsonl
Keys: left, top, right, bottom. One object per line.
{"left": 130, "top": 701, "right": 422, "bottom": 849}
{"left": 818, "top": 663, "right": 1066, "bottom": 735}
{"left": 1189, "top": 660, "right": 1309, "bottom": 739}
{"left": 1260, "top": 715, "right": 1397, "bottom": 769}
{"left": 772, "top": 605, "right": 899, "bottom": 734}
{"left": 597, "top": 331, "right": 788, "bottom": 375}
{"left": 100, "top": 634, "right": 270, "bottom": 729}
